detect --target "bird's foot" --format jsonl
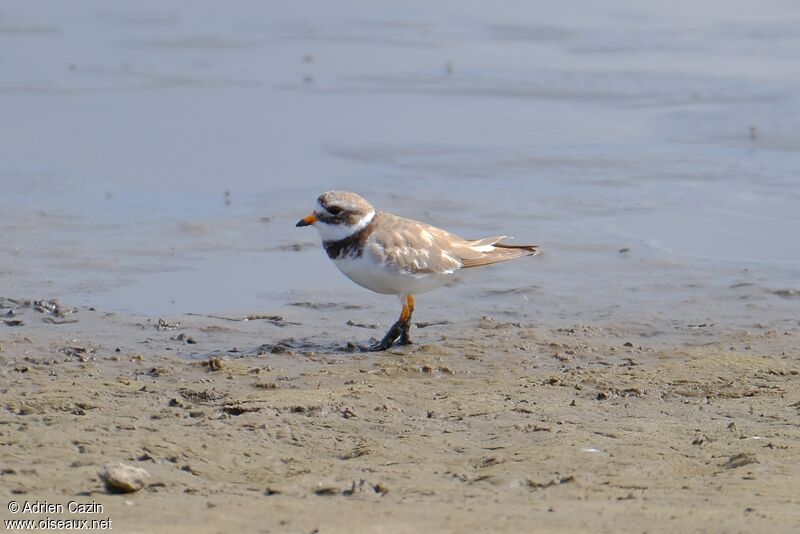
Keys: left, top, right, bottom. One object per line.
{"left": 368, "top": 320, "right": 404, "bottom": 352}
{"left": 397, "top": 320, "right": 412, "bottom": 346}
{"left": 368, "top": 320, "right": 413, "bottom": 351}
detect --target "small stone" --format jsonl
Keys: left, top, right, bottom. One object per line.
{"left": 148, "top": 367, "right": 167, "bottom": 377}
{"left": 98, "top": 462, "right": 150, "bottom": 493}
{"left": 204, "top": 357, "right": 223, "bottom": 371}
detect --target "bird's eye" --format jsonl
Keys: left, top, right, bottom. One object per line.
{"left": 327, "top": 206, "right": 343, "bottom": 215}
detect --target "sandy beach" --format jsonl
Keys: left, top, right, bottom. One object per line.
{"left": 2, "top": 0, "right": 800, "bottom": 532}
{"left": 2, "top": 298, "right": 800, "bottom": 532}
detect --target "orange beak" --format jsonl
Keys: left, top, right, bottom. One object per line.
{"left": 295, "top": 213, "right": 317, "bottom": 227}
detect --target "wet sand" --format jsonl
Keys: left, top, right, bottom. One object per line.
{"left": 3, "top": 298, "right": 800, "bottom": 532}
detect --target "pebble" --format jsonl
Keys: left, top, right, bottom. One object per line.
{"left": 98, "top": 462, "right": 150, "bottom": 493}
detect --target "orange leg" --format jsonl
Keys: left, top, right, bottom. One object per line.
{"left": 398, "top": 295, "right": 414, "bottom": 345}
{"left": 400, "top": 294, "right": 414, "bottom": 321}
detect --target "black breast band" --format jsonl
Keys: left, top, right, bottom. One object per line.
{"left": 322, "top": 216, "right": 377, "bottom": 260}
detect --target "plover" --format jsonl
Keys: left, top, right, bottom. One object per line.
{"left": 296, "top": 191, "right": 540, "bottom": 351}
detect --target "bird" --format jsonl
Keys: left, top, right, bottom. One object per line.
{"left": 296, "top": 191, "right": 540, "bottom": 351}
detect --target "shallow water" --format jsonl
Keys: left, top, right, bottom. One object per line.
{"left": 1, "top": 0, "right": 798, "bottom": 334}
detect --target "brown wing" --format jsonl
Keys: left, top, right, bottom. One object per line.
{"left": 364, "top": 212, "right": 464, "bottom": 275}
{"left": 365, "top": 212, "right": 539, "bottom": 274}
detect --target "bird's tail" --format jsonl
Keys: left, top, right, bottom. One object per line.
{"left": 494, "top": 243, "right": 541, "bottom": 255}
{"left": 460, "top": 239, "right": 540, "bottom": 268}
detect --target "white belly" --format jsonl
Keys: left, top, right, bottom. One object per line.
{"left": 333, "top": 256, "right": 449, "bottom": 295}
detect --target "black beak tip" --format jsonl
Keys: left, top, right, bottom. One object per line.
{"left": 296, "top": 219, "right": 309, "bottom": 227}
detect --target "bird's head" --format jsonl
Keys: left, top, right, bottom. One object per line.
{"left": 296, "top": 191, "right": 376, "bottom": 241}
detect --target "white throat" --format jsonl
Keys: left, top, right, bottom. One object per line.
{"left": 316, "top": 209, "right": 375, "bottom": 242}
